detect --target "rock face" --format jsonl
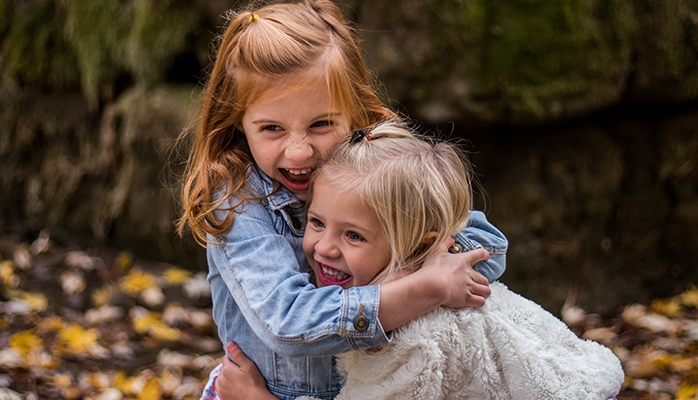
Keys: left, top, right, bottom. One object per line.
{"left": 1, "top": 0, "right": 697, "bottom": 311}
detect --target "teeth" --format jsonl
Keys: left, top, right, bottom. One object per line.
{"left": 285, "top": 168, "right": 311, "bottom": 175}
{"left": 321, "top": 265, "right": 350, "bottom": 280}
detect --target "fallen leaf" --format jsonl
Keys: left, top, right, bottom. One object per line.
{"left": 679, "top": 285, "right": 698, "bottom": 308}
{"left": 0, "top": 388, "right": 22, "bottom": 400}
{"left": 57, "top": 323, "right": 100, "bottom": 354}
{"left": 138, "top": 377, "right": 161, "bottom": 400}
{"left": 163, "top": 267, "right": 192, "bottom": 286}
{"left": 120, "top": 269, "right": 158, "bottom": 297}
{"left": 676, "top": 382, "right": 698, "bottom": 400}
{"left": 140, "top": 286, "right": 165, "bottom": 307}
{"left": 9, "top": 331, "right": 43, "bottom": 357}
{"left": 60, "top": 270, "right": 86, "bottom": 296}
{"left": 651, "top": 297, "right": 683, "bottom": 318}
{"left": 183, "top": 272, "right": 210, "bottom": 299}
{"left": 92, "top": 388, "right": 123, "bottom": 400}
{"left": 114, "top": 251, "right": 134, "bottom": 272}
{"left": 64, "top": 251, "right": 102, "bottom": 271}
{"left": 29, "top": 229, "right": 51, "bottom": 255}
{"left": 91, "top": 284, "right": 121, "bottom": 307}
{"left": 0, "top": 260, "right": 17, "bottom": 286}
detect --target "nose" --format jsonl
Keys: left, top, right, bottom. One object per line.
{"left": 314, "top": 232, "right": 341, "bottom": 259}
{"left": 285, "top": 134, "right": 314, "bottom": 163}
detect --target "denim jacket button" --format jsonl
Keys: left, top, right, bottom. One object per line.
{"left": 353, "top": 303, "right": 369, "bottom": 332}
{"left": 353, "top": 315, "right": 369, "bottom": 332}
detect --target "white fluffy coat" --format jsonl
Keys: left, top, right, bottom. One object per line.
{"left": 299, "top": 282, "right": 623, "bottom": 400}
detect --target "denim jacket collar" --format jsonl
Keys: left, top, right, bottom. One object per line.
{"left": 248, "top": 163, "right": 304, "bottom": 211}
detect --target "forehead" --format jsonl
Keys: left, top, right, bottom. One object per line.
{"left": 310, "top": 177, "right": 377, "bottom": 225}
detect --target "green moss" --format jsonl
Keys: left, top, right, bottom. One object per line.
{"left": 1, "top": 0, "right": 202, "bottom": 105}
{"left": 125, "top": 1, "right": 198, "bottom": 86}
{"left": 1, "top": 0, "right": 80, "bottom": 88}
{"left": 62, "top": 0, "right": 130, "bottom": 105}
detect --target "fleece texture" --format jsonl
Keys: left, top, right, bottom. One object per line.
{"left": 298, "top": 282, "right": 623, "bottom": 400}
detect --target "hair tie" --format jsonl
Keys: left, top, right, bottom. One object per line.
{"left": 249, "top": 13, "right": 259, "bottom": 22}
{"left": 350, "top": 130, "right": 372, "bottom": 144}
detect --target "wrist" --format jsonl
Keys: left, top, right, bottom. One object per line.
{"left": 410, "top": 267, "right": 448, "bottom": 307}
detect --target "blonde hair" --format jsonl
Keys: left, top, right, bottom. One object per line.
{"left": 311, "top": 122, "right": 472, "bottom": 282}
{"left": 178, "top": 0, "right": 398, "bottom": 245}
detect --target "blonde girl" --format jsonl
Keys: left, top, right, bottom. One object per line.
{"left": 178, "top": 1, "right": 507, "bottom": 399}
{"left": 219, "top": 122, "right": 623, "bottom": 400}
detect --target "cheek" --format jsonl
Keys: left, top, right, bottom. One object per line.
{"left": 301, "top": 234, "right": 315, "bottom": 258}
{"left": 319, "top": 134, "right": 347, "bottom": 156}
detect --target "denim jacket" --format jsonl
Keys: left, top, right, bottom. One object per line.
{"left": 207, "top": 164, "right": 507, "bottom": 399}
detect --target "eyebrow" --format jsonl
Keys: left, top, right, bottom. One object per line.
{"left": 251, "top": 112, "right": 344, "bottom": 125}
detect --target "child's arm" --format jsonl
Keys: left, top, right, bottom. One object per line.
{"left": 215, "top": 343, "right": 325, "bottom": 400}
{"left": 453, "top": 210, "right": 508, "bottom": 283}
{"left": 209, "top": 197, "right": 491, "bottom": 358}
{"left": 214, "top": 343, "right": 278, "bottom": 400}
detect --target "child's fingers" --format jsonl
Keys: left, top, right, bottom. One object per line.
{"left": 436, "top": 236, "right": 456, "bottom": 251}
{"left": 226, "top": 342, "right": 253, "bottom": 372}
{"left": 461, "top": 248, "right": 490, "bottom": 266}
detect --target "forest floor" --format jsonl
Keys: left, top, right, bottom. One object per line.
{"left": 1, "top": 231, "right": 697, "bottom": 400}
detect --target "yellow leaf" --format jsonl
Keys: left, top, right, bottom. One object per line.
{"left": 19, "top": 291, "right": 48, "bottom": 312}
{"left": 51, "top": 373, "right": 73, "bottom": 389}
{"left": 91, "top": 284, "right": 120, "bottom": 307}
{"left": 38, "top": 316, "right": 66, "bottom": 332}
{"left": 133, "top": 311, "right": 161, "bottom": 335}
{"left": 114, "top": 371, "right": 136, "bottom": 395}
{"left": 0, "top": 260, "right": 15, "bottom": 285}
{"left": 650, "top": 352, "right": 674, "bottom": 371}
{"left": 680, "top": 285, "right": 698, "bottom": 308}
{"left": 58, "top": 323, "right": 99, "bottom": 354}
{"left": 650, "top": 297, "right": 683, "bottom": 318}
{"left": 115, "top": 250, "right": 134, "bottom": 272}
{"left": 120, "top": 269, "right": 158, "bottom": 296}
{"left": 9, "top": 331, "right": 43, "bottom": 357}
{"left": 139, "top": 377, "right": 162, "bottom": 400}
{"left": 149, "top": 324, "right": 181, "bottom": 342}
{"left": 670, "top": 356, "right": 696, "bottom": 373}
{"left": 162, "top": 267, "right": 192, "bottom": 286}
{"left": 87, "top": 372, "right": 111, "bottom": 389}
{"left": 159, "top": 369, "right": 181, "bottom": 396}
{"left": 676, "top": 382, "right": 698, "bottom": 400}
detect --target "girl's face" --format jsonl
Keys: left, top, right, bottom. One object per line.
{"left": 240, "top": 79, "right": 350, "bottom": 201}
{"left": 302, "top": 177, "right": 392, "bottom": 289}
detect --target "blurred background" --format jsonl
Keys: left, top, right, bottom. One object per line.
{"left": 1, "top": 0, "right": 697, "bottom": 317}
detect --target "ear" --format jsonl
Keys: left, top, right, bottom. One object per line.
{"left": 420, "top": 231, "right": 438, "bottom": 246}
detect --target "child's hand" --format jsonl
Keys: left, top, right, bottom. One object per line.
{"left": 421, "top": 238, "right": 491, "bottom": 309}
{"left": 215, "top": 342, "right": 278, "bottom": 400}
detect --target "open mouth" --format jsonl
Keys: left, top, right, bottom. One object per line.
{"left": 315, "top": 261, "right": 351, "bottom": 287}
{"left": 279, "top": 168, "right": 313, "bottom": 192}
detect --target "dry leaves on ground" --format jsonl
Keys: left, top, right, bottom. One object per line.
{"left": 1, "top": 230, "right": 697, "bottom": 399}
{"left": 0, "top": 231, "right": 222, "bottom": 399}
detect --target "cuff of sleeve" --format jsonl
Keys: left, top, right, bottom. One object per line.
{"left": 340, "top": 285, "right": 391, "bottom": 349}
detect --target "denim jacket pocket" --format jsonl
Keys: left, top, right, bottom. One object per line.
{"left": 270, "top": 353, "right": 342, "bottom": 400}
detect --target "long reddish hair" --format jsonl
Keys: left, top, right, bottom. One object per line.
{"left": 177, "top": 0, "right": 397, "bottom": 245}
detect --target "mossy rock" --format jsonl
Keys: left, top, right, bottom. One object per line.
{"left": 351, "top": 0, "right": 698, "bottom": 125}
{"left": 1, "top": 0, "right": 202, "bottom": 106}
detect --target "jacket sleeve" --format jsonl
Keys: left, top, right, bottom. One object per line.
{"left": 453, "top": 210, "right": 508, "bottom": 282}
{"left": 207, "top": 197, "right": 389, "bottom": 358}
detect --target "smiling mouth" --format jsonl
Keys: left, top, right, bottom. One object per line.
{"left": 279, "top": 168, "right": 313, "bottom": 185}
{"left": 316, "top": 261, "right": 351, "bottom": 286}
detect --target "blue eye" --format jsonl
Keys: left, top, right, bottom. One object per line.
{"left": 346, "top": 231, "right": 363, "bottom": 241}
{"left": 310, "top": 218, "right": 325, "bottom": 229}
